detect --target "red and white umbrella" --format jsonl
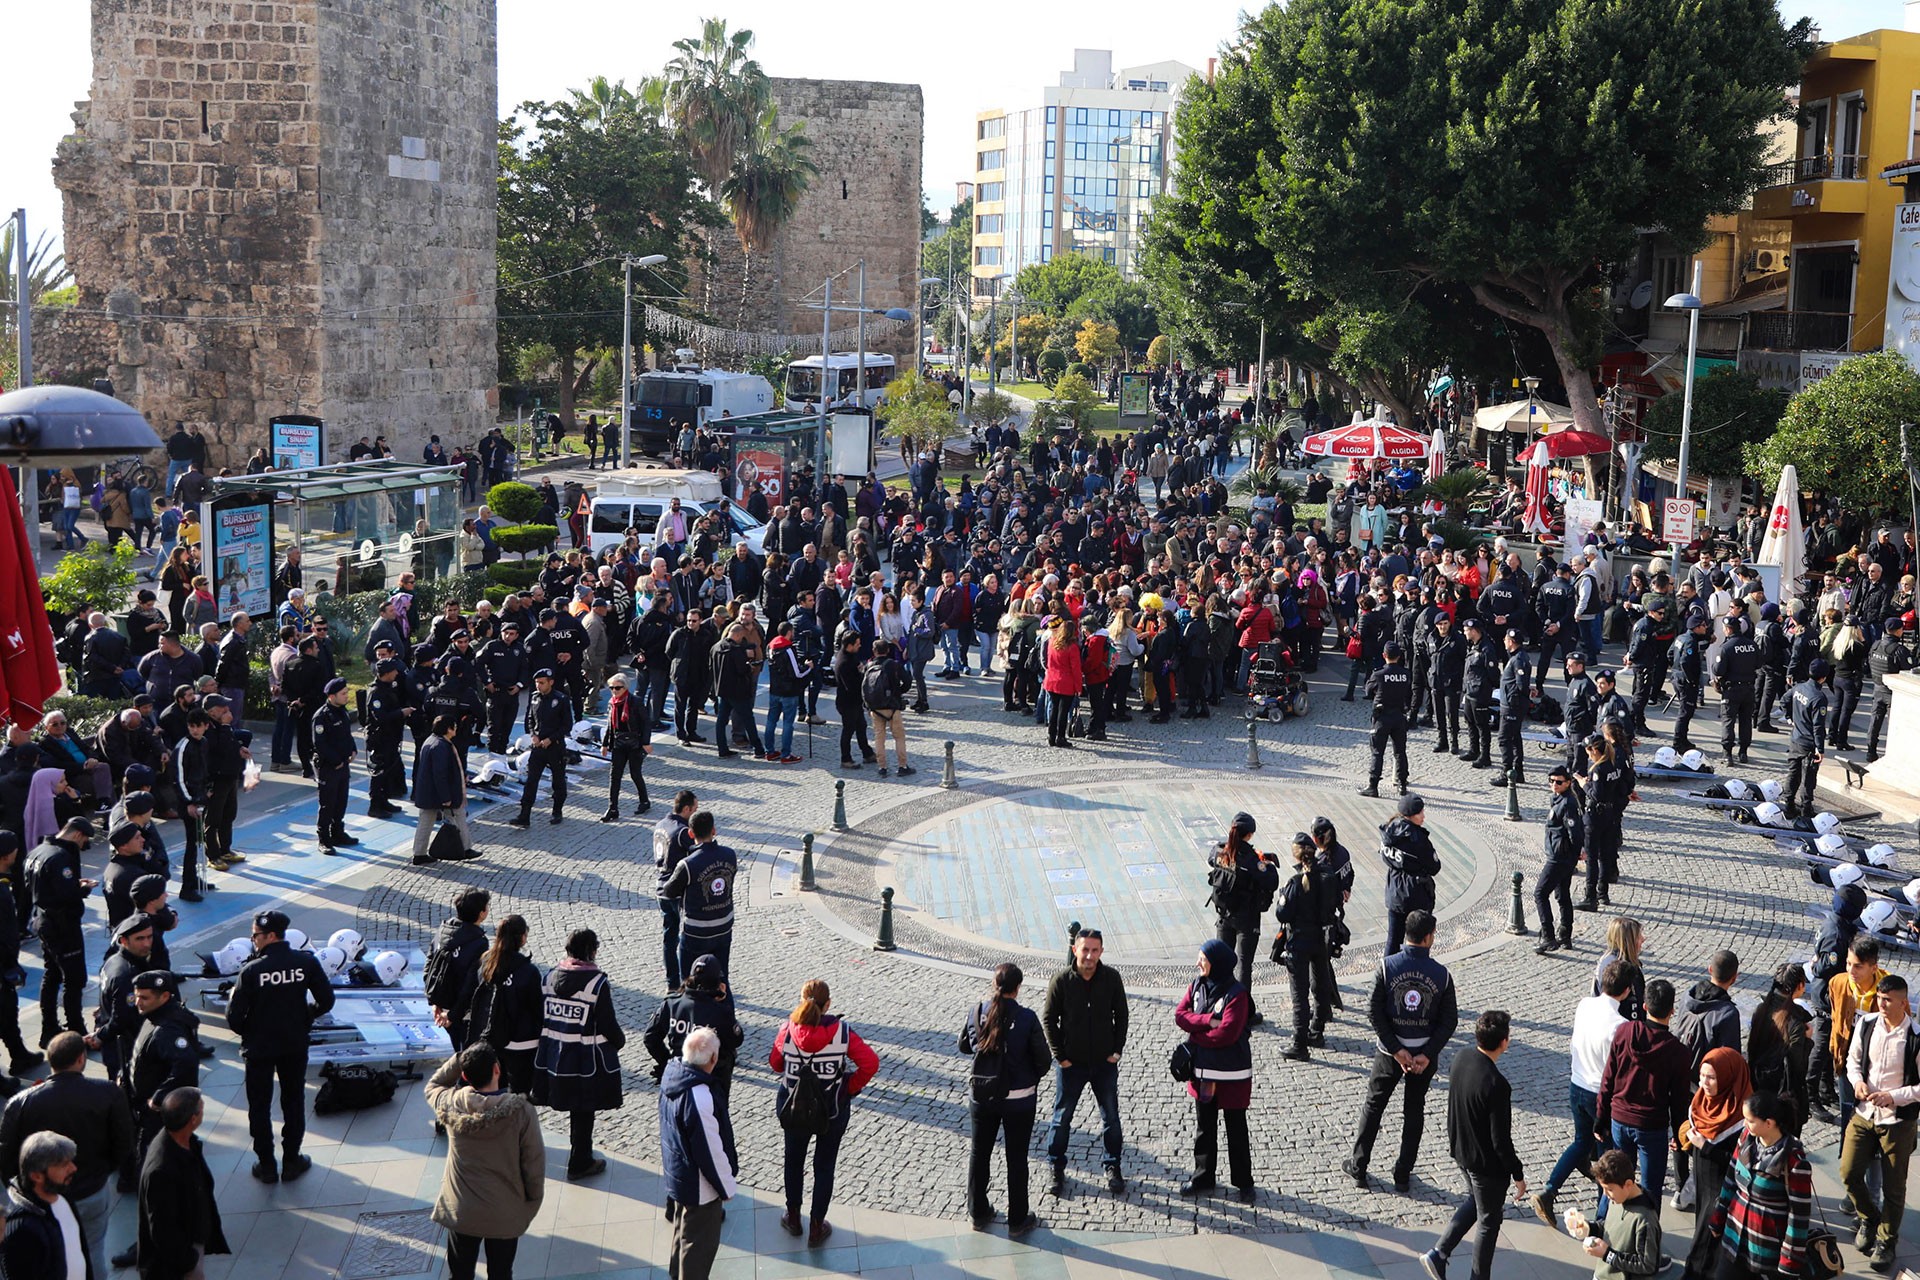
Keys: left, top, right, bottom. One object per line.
{"left": 1421, "top": 428, "right": 1450, "bottom": 515}
{"left": 1521, "top": 441, "right": 1553, "bottom": 537}
{"left": 1531, "top": 428, "right": 1611, "bottom": 460}
{"left": 1301, "top": 415, "right": 1430, "bottom": 460}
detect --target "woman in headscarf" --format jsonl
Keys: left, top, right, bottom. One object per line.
{"left": 1680, "top": 1046, "right": 1752, "bottom": 1280}
{"left": 23, "top": 767, "right": 83, "bottom": 850}
{"left": 1173, "top": 938, "right": 1255, "bottom": 1203}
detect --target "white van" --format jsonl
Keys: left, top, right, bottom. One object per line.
{"left": 586, "top": 471, "right": 768, "bottom": 559}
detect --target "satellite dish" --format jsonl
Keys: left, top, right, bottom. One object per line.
{"left": 1628, "top": 280, "right": 1655, "bottom": 310}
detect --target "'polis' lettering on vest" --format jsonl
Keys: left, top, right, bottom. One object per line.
{"left": 256, "top": 969, "right": 306, "bottom": 986}
{"left": 545, "top": 996, "right": 590, "bottom": 1024}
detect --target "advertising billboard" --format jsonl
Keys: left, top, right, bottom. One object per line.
{"left": 270, "top": 414, "right": 326, "bottom": 471}
{"left": 202, "top": 496, "right": 275, "bottom": 620}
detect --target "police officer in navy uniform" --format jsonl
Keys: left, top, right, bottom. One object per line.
{"left": 1343, "top": 907, "right": 1457, "bottom": 1192}
{"left": 365, "top": 659, "right": 410, "bottom": 820}
{"left": 1591, "top": 669, "right": 1632, "bottom": 741}
{"left": 642, "top": 954, "right": 745, "bottom": 1098}
{"left": 1459, "top": 617, "right": 1499, "bottom": 769}
{"left": 0, "top": 835, "right": 38, "bottom": 1075}
{"left": 1534, "top": 562, "right": 1578, "bottom": 686}
{"left": 1624, "top": 600, "right": 1672, "bottom": 736}
{"left": 1785, "top": 658, "right": 1834, "bottom": 819}
{"left": 510, "top": 669, "right": 574, "bottom": 828}
{"left": 90, "top": 911, "right": 159, "bottom": 1093}
{"left": 1424, "top": 612, "right": 1466, "bottom": 755}
{"left": 478, "top": 620, "right": 528, "bottom": 754}
{"left": 1866, "top": 616, "right": 1911, "bottom": 762}
{"left": 1495, "top": 629, "right": 1532, "bottom": 787}
{"left": 1670, "top": 608, "right": 1709, "bottom": 753}
{"left": 426, "top": 657, "right": 483, "bottom": 765}
{"left": 26, "top": 817, "right": 95, "bottom": 1048}
{"left": 663, "top": 811, "right": 738, "bottom": 978}
{"left": 1360, "top": 642, "right": 1415, "bottom": 797}
{"left": 226, "top": 909, "right": 334, "bottom": 1183}
{"left": 313, "top": 677, "right": 357, "bottom": 855}
{"left": 110, "top": 968, "right": 198, "bottom": 1271}
{"left": 1713, "top": 614, "right": 1762, "bottom": 765}
{"left": 1534, "top": 765, "right": 1586, "bottom": 954}
{"left": 1559, "top": 652, "right": 1598, "bottom": 777}
{"left": 654, "top": 790, "right": 698, "bottom": 991}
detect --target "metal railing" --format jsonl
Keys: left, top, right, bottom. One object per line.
{"left": 1757, "top": 152, "right": 1869, "bottom": 187}
{"left": 1745, "top": 310, "right": 1853, "bottom": 351}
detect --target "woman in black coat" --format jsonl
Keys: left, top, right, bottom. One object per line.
{"left": 958, "top": 963, "right": 1049, "bottom": 1235}
{"left": 532, "top": 928, "right": 626, "bottom": 1179}
{"left": 456, "top": 914, "right": 545, "bottom": 1093}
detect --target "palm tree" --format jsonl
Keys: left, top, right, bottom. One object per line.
{"left": 569, "top": 76, "right": 639, "bottom": 129}
{"left": 720, "top": 107, "right": 818, "bottom": 327}
{"left": 0, "top": 222, "right": 71, "bottom": 347}
{"left": 1407, "top": 467, "right": 1496, "bottom": 520}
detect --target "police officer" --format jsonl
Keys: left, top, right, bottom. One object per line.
{"left": 478, "top": 619, "right": 528, "bottom": 754}
{"left": 509, "top": 668, "right": 573, "bottom": 828}
{"left": 1273, "top": 832, "right": 1338, "bottom": 1061}
{"left": 426, "top": 658, "right": 483, "bottom": 764}
{"left": 1460, "top": 617, "right": 1499, "bottom": 769}
{"left": 1671, "top": 608, "right": 1710, "bottom": 753}
{"left": 1866, "top": 616, "right": 1912, "bottom": 762}
{"left": 1534, "top": 561, "right": 1578, "bottom": 686}
{"left": 1496, "top": 628, "right": 1532, "bottom": 787}
{"left": 90, "top": 911, "right": 158, "bottom": 1092}
{"left": 1591, "top": 669, "right": 1632, "bottom": 741}
{"left": 1560, "top": 652, "right": 1599, "bottom": 777}
{"left": 1424, "top": 612, "right": 1466, "bottom": 755}
{"left": 1534, "top": 765, "right": 1585, "bottom": 954}
{"left": 1713, "top": 614, "right": 1762, "bottom": 765}
{"left": 313, "top": 677, "right": 357, "bottom": 855}
{"left": 1579, "top": 734, "right": 1632, "bottom": 912}
{"left": 100, "top": 822, "right": 165, "bottom": 930}
{"left": 1207, "top": 813, "right": 1276, "bottom": 1026}
{"left": 365, "top": 658, "right": 410, "bottom": 819}
{"left": 226, "top": 910, "right": 334, "bottom": 1182}
{"left": 1785, "top": 658, "right": 1834, "bottom": 820}
{"left": 125, "top": 970, "right": 198, "bottom": 1162}
{"left": 1343, "top": 908, "right": 1457, "bottom": 1192}
{"left": 663, "top": 810, "right": 738, "bottom": 978}
{"left": 0, "top": 836, "right": 37, "bottom": 1075}
{"left": 1754, "top": 602, "right": 1790, "bottom": 732}
{"left": 548, "top": 607, "right": 588, "bottom": 716}
{"left": 654, "top": 789, "right": 698, "bottom": 990}
{"left": 1477, "top": 562, "right": 1527, "bottom": 651}
{"left": 1624, "top": 600, "right": 1672, "bottom": 736}
{"left": 26, "top": 817, "right": 95, "bottom": 1047}
{"left": 1360, "top": 642, "right": 1414, "bottom": 797}
{"left": 642, "top": 954, "right": 745, "bottom": 1098}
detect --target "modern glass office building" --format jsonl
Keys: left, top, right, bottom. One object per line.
{"left": 972, "top": 50, "right": 1197, "bottom": 301}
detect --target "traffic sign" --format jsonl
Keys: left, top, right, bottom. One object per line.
{"left": 1661, "top": 498, "right": 1696, "bottom": 545}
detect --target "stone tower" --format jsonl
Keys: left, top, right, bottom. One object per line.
{"left": 44, "top": 0, "right": 498, "bottom": 467}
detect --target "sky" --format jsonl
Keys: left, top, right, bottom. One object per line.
{"left": 0, "top": 0, "right": 1908, "bottom": 260}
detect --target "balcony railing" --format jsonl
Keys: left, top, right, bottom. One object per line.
{"left": 1745, "top": 310, "right": 1853, "bottom": 351}
{"left": 1758, "top": 152, "right": 1870, "bottom": 188}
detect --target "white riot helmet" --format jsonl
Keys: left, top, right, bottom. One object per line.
{"left": 209, "top": 938, "right": 252, "bottom": 976}
{"left": 1828, "top": 862, "right": 1866, "bottom": 889}
{"left": 1681, "top": 749, "right": 1706, "bottom": 771}
{"left": 1812, "top": 812, "right": 1843, "bottom": 836}
{"left": 1903, "top": 878, "right": 1920, "bottom": 908}
{"left": 327, "top": 929, "right": 366, "bottom": 962}
{"left": 1725, "top": 779, "right": 1754, "bottom": 800}
{"left": 1755, "top": 801, "right": 1786, "bottom": 828}
{"left": 570, "top": 720, "right": 603, "bottom": 747}
{"left": 284, "top": 927, "right": 309, "bottom": 951}
{"left": 1758, "top": 780, "right": 1783, "bottom": 804}
{"left": 473, "top": 757, "right": 514, "bottom": 785}
{"left": 312, "top": 945, "right": 348, "bottom": 977}
{"left": 372, "top": 950, "right": 409, "bottom": 985}
{"left": 1815, "top": 832, "right": 1848, "bottom": 858}
{"left": 1863, "top": 900, "right": 1898, "bottom": 933}
{"left": 1653, "top": 746, "right": 1678, "bottom": 768}
{"left": 511, "top": 732, "right": 534, "bottom": 753}
{"left": 1867, "top": 843, "right": 1898, "bottom": 869}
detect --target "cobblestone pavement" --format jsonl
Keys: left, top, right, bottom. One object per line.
{"left": 339, "top": 645, "right": 1875, "bottom": 1240}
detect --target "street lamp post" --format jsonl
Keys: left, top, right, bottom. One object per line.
{"left": 984, "top": 272, "right": 1008, "bottom": 393}
{"left": 800, "top": 279, "right": 911, "bottom": 483}
{"left": 1007, "top": 289, "right": 1023, "bottom": 384}
{"left": 916, "top": 277, "right": 943, "bottom": 379}
{"left": 1665, "top": 261, "right": 1704, "bottom": 560}
{"left": 619, "top": 253, "right": 669, "bottom": 470}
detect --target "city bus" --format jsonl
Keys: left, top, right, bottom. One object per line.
{"left": 783, "top": 353, "right": 897, "bottom": 413}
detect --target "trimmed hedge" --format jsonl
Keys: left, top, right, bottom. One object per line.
{"left": 487, "top": 481, "right": 542, "bottom": 523}
{"left": 493, "top": 525, "right": 558, "bottom": 558}
{"left": 487, "top": 561, "right": 541, "bottom": 588}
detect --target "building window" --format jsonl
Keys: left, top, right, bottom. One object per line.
{"left": 1045, "top": 140, "right": 1055, "bottom": 159}
{"left": 1127, "top": 79, "right": 1146, "bottom": 89}
{"left": 1042, "top": 209, "right": 1053, "bottom": 228}
{"left": 1109, "top": 109, "right": 1121, "bottom": 126}
{"left": 1041, "top": 244, "right": 1053, "bottom": 262}
{"left": 976, "top": 246, "right": 1001, "bottom": 266}
{"left": 1103, "top": 247, "right": 1117, "bottom": 263}
{"left": 1073, "top": 176, "right": 1085, "bottom": 195}
{"left": 977, "top": 118, "right": 1005, "bottom": 140}
{"left": 1138, "top": 146, "right": 1151, "bottom": 163}
{"left": 1150, "top": 81, "right": 1168, "bottom": 92}
{"left": 1074, "top": 142, "right": 1087, "bottom": 160}
{"left": 1043, "top": 175, "right": 1053, "bottom": 194}
{"left": 977, "top": 149, "right": 1004, "bottom": 171}
{"left": 1654, "top": 255, "right": 1685, "bottom": 309}
{"left": 976, "top": 214, "right": 1002, "bottom": 234}
{"left": 1137, "top": 179, "right": 1151, "bottom": 197}
{"left": 1046, "top": 106, "right": 1057, "bottom": 124}
{"left": 1075, "top": 107, "right": 1087, "bottom": 125}
{"left": 1107, "top": 143, "right": 1120, "bottom": 160}
{"left": 978, "top": 182, "right": 1003, "bottom": 202}
{"left": 1106, "top": 178, "right": 1119, "bottom": 196}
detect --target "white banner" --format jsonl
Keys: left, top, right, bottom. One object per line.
{"left": 1888, "top": 200, "right": 1920, "bottom": 374}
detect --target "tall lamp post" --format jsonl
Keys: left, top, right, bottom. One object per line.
{"left": 915, "top": 276, "right": 943, "bottom": 379}
{"left": 1664, "top": 261, "right": 1704, "bottom": 561}
{"left": 1006, "top": 289, "right": 1024, "bottom": 384}
{"left": 983, "top": 272, "right": 1009, "bottom": 393}
{"left": 800, "top": 282, "right": 912, "bottom": 482}
{"left": 619, "top": 253, "right": 670, "bottom": 470}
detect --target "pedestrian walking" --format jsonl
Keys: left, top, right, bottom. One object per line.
{"left": 1360, "top": 642, "right": 1414, "bottom": 796}
{"left": 412, "top": 715, "right": 474, "bottom": 866}
{"left": 1596, "top": 978, "right": 1691, "bottom": 1211}
{"left": 1678, "top": 1048, "right": 1751, "bottom": 1280}
{"left": 958, "top": 963, "right": 1048, "bottom": 1235}
{"left": 862, "top": 639, "right": 914, "bottom": 776}
{"left": 1536, "top": 765, "right": 1585, "bottom": 954}
{"left": 1379, "top": 795, "right": 1440, "bottom": 957}
{"left": 1206, "top": 813, "right": 1276, "bottom": 1026}
{"left": 1579, "top": 735, "right": 1633, "bottom": 911}
{"left": 427, "top": 1044, "right": 545, "bottom": 1280}
{"left": 1173, "top": 939, "right": 1256, "bottom": 1202}
{"left": 532, "top": 928, "right": 626, "bottom": 1181}
{"left": 135, "top": 1087, "right": 229, "bottom": 1280}
{"left": 660, "top": 1027, "right": 739, "bottom": 1280}
{"left": 1841, "top": 973, "right": 1920, "bottom": 1270}
{"left": 833, "top": 631, "right": 877, "bottom": 768}
{"left": 1042, "top": 927, "right": 1130, "bottom": 1196}
{"left": 600, "top": 673, "right": 653, "bottom": 821}
{"left": 227, "top": 910, "right": 334, "bottom": 1182}
{"left": 1347, "top": 909, "right": 1457, "bottom": 1193}
{"left": 0, "top": 1032, "right": 134, "bottom": 1270}
{"left": 1530, "top": 961, "right": 1632, "bottom": 1227}
{"left": 1420, "top": 1011, "right": 1527, "bottom": 1280}
{"left": 1705, "top": 1092, "right": 1813, "bottom": 1280}
{"left": 646, "top": 955, "right": 745, "bottom": 1099}
{"left": 425, "top": 890, "right": 492, "bottom": 1051}
{"left": 662, "top": 811, "right": 738, "bottom": 979}
{"left": 455, "top": 914, "right": 543, "bottom": 1094}
{"left": 771, "top": 979, "right": 879, "bottom": 1246}
{"left": 1273, "top": 831, "right": 1338, "bottom": 1060}
{"left": 1557, "top": 1149, "right": 1663, "bottom": 1280}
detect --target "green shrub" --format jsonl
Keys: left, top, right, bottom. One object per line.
{"left": 487, "top": 481, "right": 542, "bottom": 523}
{"left": 1038, "top": 348, "right": 1068, "bottom": 380}
{"left": 41, "top": 541, "right": 139, "bottom": 619}
{"left": 1066, "top": 362, "right": 1096, "bottom": 382}
{"left": 482, "top": 584, "right": 515, "bottom": 607}
{"left": 493, "top": 525, "right": 557, "bottom": 559}
{"left": 39, "top": 694, "right": 127, "bottom": 739}
{"left": 487, "top": 561, "right": 541, "bottom": 588}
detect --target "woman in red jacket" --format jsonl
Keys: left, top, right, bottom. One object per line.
{"left": 770, "top": 979, "right": 880, "bottom": 1246}
{"left": 1235, "top": 594, "right": 1276, "bottom": 691}
{"left": 1175, "top": 938, "right": 1255, "bottom": 1201}
{"left": 1042, "top": 616, "right": 1085, "bottom": 748}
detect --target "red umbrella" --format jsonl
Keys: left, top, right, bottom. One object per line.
{"left": 1301, "top": 417, "right": 1430, "bottom": 460}
{"left": 1521, "top": 442, "right": 1553, "bottom": 536}
{"left": 1532, "top": 429, "right": 1610, "bottom": 459}
{"left": 0, "top": 468, "right": 60, "bottom": 728}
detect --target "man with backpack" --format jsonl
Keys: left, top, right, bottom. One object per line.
{"left": 424, "top": 890, "right": 491, "bottom": 1051}
{"left": 863, "top": 639, "right": 915, "bottom": 778}
{"left": 662, "top": 812, "right": 739, "bottom": 980}
{"left": 1207, "top": 814, "right": 1277, "bottom": 1027}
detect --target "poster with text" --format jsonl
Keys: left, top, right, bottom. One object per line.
{"left": 270, "top": 416, "right": 326, "bottom": 471}
{"left": 1888, "top": 200, "right": 1920, "bottom": 375}
{"left": 203, "top": 499, "right": 274, "bottom": 620}
{"left": 734, "top": 445, "right": 787, "bottom": 505}
{"left": 1119, "top": 372, "right": 1152, "bottom": 421}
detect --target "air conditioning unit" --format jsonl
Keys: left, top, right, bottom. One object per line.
{"left": 1751, "top": 249, "right": 1786, "bottom": 274}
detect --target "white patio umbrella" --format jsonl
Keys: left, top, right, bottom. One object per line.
{"left": 1422, "top": 427, "right": 1449, "bottom": 515}
{"left": 1757, "top": 464, "right": 1806, "bottom": 603}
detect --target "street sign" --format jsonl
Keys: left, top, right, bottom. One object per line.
{"left": 1661, "top": 497, "right": 1696, "bottom": 545}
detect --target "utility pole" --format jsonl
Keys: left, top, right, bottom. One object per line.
{"left": 818, "top": 276, "right": 832, "bottom": 482}
{"left": 620, "top": 255, "right": 633, "bottom": 470}
{"left": 14, "top": 209, "right": 38, "bottom": 544}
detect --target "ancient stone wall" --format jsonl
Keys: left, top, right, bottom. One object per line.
{"left": 45, "top": 0, "right": 496, "bottom": 468}
{"left": 684, "top": 78, "right": 923, "bottom": 366}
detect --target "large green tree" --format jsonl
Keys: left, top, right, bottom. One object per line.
{"left": 1259, "top": 0, "right": 1806, "bottom": 434}
{"left": 1749, "top": 353, "right": 1920, "bottom": 513}
{"left": 497, "top": 95, "right": 706, "bottom": 425}
{"left": 1640, "top": 368, "right": 1786, "bottom": 479}
{"left": 1012, "top": 254, "right": 1125, "bottom": 318}
{"left": 719, "top": 105, "right": 819, "bottom": 327}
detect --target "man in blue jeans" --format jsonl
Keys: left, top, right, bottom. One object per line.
{"left": 1529, "top": 961, "right": 1630, "bottom": 1224}
{"left": 763, "top": 626, "right": 814, "bottom": 764}
{"left": 1041, "top": 928, "right": 1130, "bottom": 1197}
{"left": 1592, "top": 977, "right": 1690, "bottom": 1220}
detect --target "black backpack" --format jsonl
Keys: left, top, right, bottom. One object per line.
{"left": 422, "top": 942, "right": 467, "bottom": 1010}
{"left": 862, "top": 662, "right": 903, "bottom": 712}
{"left": 465, "top": 975, "right": 506, "bottom": 1047}
{"left": 314, "top": 1062, "right": 399, "bottom": 1114}
{"left": 966, "top": 1003, "right": 1011, "bottom": 1103}
{"left": 778, "top": 1021, "right": 846, "bottom": 1135}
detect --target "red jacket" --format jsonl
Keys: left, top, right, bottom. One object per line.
{"left": 770, "top": 1018, "right": 880, "bottom": 1096}
{"left": 1235, "top": 604, "right": 1275, "bottom": 649}
{"left": 1043, "top": 635, "right": 1085, "bottom": 695}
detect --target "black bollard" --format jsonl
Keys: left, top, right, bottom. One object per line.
{"left": 833, "top": 779, "right": 849, "bottom": 832}
{"left": 799, "top": 832, "right": 817, "bottom": 891}
{"left": 874, "top": 886, "right": 898, "bottom": 951}
{"left": 1506, "top": 871, "right": 1528, "bottom": 935}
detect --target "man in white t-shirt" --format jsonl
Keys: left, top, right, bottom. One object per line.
{"left": 2, "top": 1129, "right": 89, "bottom": 1280}
{"left": 1528, "top": 960, "right": 1632, "bottom": 1226}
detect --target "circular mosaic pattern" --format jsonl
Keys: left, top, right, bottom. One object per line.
{"left": 878, "top": 779, "right": 1495, "bottom": 968}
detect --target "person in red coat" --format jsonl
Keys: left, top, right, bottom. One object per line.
{"left": 769, "top": 979, "right": 881, "bottom": 1246}
{"left": 1175, "top": 938, "right": 1256, "bottom": 1202}
{"left": 1236, "top": 595, "right": 1277, "bottom": 691}
{"left": 1042, "top": 617, "right": 1085, "bottom": 748}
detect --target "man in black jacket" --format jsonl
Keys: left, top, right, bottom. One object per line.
{"left": 1421, "top": 1011, "right": 1525, "bottom": 1280}
{"left": 1425, "top": 613, "right": 1467, "bottom": 755}
{"left": 1496, "top": 629, "right": 1532, "bottom": 787}
{"left": 1534, "top": 766, "right": 1586, "bottom": 954}
{"left": 1866, "top": 617, "right": 1911, "bottom": 762}
{"left": 126, "top": 972, "right": 198, "bottom": 1165}
{"left": 137, "top": 1087, "right": 229, "bottom": 1279}
{"left": 1624, "top": 601, "right": 1672, "bottom": 736}
{"left": 200, "top": 696, "right": 250, "bottom": 872}
{"left": 666, "top": 611, "right": 718, "bottom": 744}
{"left": 0, "top": 836, "right": 36, "bottom": 1076}
{"left": 1785, "top": 660, "right": 1833, "bottom": 819}
{"left": 1346, "top": 910, "right": 1458, "bottom": 1192}
{"left": 1670, "top": 609, "right": 1709, "bottom": 753}
{"left": 411, "top": 716, "right": 471, "bottom": 866}
{"left": 0, "top": 1031, "right": 134, "bottom": 1270}
{"left": 425, "top": 890, "right": 491, "bottom": 1049}
{"left": 1560, "top": 652, "right": 1599, "bottom": 778}
{"left": 1712, "top": 617, "right": 1762, "bottom": 765}
{"left": 26, "top": 819, "right": 96, "bottom": 1047}
{"left": 1362, "top": 643, "right": 1415, "bottom": 797}
{"left": 1459, "top": 618, "right": 1499, "bottom": 768}
{"left": 226, "top": 910, "right": 334, "bottom": 1182}
{"left": 629, "top": 595, "right": 676, "bottom": 728}
{"left": 510, "top": 670, "right": 573, "bottom": 827}
{"left": 709, "top": 625, "right": 767, "bottom": 760}
{"left": 1380, "top": 796, "right": 1441, "bottom": 957}
{"left": 1042, "top": 928, "right": 1130, "bottom": 1196}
